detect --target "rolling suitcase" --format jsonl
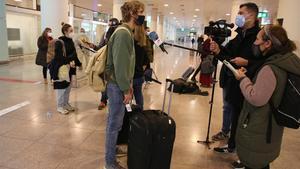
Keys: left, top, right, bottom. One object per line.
{"left": 128, "top": 79, "right": 176, "bottom": 169}
{"left": 117, "top": 105, "right": 141, "bottom": 145}
{"left": 181, "top": 67, "right": 195, "bottom": 80}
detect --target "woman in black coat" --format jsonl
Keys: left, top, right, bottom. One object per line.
{"left": 59, "top": 23, "right": 82, "bottom": 87}
{"left": 36, "top": 27, "right": 53, "bottom": 84}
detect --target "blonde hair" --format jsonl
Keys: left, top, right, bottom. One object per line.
{"left": 134, "top": 25, "right": 146, "bottom": 47}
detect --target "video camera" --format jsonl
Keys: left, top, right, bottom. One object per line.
{"left": 204, "top": 20, "right": 234, "bottom": 45}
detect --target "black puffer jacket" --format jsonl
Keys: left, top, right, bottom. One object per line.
{"left": 216, "top": 24, "right": 265, "bottom": 108}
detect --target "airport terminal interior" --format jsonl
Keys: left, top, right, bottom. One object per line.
{"left": 0, "top": 0, "right": 299, "bottom": 169}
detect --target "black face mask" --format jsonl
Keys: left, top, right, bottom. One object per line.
{"left": 135, "top": 15, "right": 145, "bottom": 26}
{"left": 252, "top": 44, "right": 263, "bottom": 58}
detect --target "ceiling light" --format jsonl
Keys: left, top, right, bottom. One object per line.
{"left": 81, "top": 13, "right": 87, "bottom": 16}
{"left": 192, "top": 19, "right": 196, "bottom": 22}
{"left": 195, "top": 9, "right": 200, "bottom": 11}
{"left": 14, "top": 0, "right": 22, "bottom": 1}
{"left": 226, "top": 13, "right": 231, "bottom": 16}
{"left": 193, "top": 15, "right": 198, "bottom": 18}
{"left": 164, "top": 4, "right": 169, "bottom": 7}
{"left": 170, "top": 12, "right": 174, "bottom": 15}
{"left": 97, "top": 4, "right": 102, "bottom": 7}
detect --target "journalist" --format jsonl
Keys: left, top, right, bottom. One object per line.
{"left": 210, "top": 2, "right": 265, "bottom": 168}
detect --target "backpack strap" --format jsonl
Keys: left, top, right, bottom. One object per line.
{"left": 110, "top": 26, "right": 132, "bottom": 40}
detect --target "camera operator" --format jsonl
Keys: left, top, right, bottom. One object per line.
{"left": 210, "top": 2, "right": 266, "bottom": 167}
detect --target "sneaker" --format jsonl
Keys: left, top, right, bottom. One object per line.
{"left": 98, "top": 102, "right": 107, "bottom": 110}
{"left": 212, "top": 131, "right": 229, "bottom": 141}
{"left": 64, "top": 103, "right": 76, "bottom": 112}
{"left": 57, "top": 107, "right": 69, "bottom": 115}
{"left": 103, "top": 162, "right": 126, "bottom": 169}
{"left": 213, "top": 145, "right": 235, "bottom": 154}
{"left": 116, "top": 146, "right": 127, "bottom": 157}
{"left": 232, "top": 160, "right": 245, "bottom": 169}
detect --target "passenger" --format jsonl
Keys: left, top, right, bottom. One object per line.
{"left": 49, "top": 40, "right": 75, "bottom": 115}
{"left": 74, "top": 28, "right": 92, "bottom": 70}
{"left": 234, "top": 25, "right": 300, "bottom": 169}
{"left": 104, "top": 1, "right": 145, "bottom": 168}
{"left": 210, "top": 4, "right": 265, "bottom": 166}
{"left": 199, "top": 38, "right": 215, "bottom": 87}
{"left": 36, "top": 27, "right": 53, "bottom": 84}
{"left": 59, "top": 22, "right": 82, "bottom": 88}
{"left": 97, "top": 18, "right": 120, "bottom": 110}
{"left": 196, "top": 35, "right": 204, "bottom": 56}
{"left": 133, "top": 24, "right": 150, "bottom": 110}
{"left": 144, "top": 26, "right": 154, "bottom": 83}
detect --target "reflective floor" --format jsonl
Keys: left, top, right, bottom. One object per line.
{"left": 0, "top": 46, "right": 299, "bottom": 169}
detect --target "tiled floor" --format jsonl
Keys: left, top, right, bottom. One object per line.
{"left": 0, "top": 46, "right": 299, "bottom": 169}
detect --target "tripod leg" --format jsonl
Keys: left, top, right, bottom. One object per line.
{"left": 197, "top": 65, "right": 218, "bottom": 149}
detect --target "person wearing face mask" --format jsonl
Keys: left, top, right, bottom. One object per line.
{"left": 59, "top": 22, "right": 82, "bottom": 89}
{"left": 56, "top": 23, "right": 81, "bottom": 112}
{"left": 233, "top": 25, "right": 300, "bottom": 169}
{"left": 144, "top": 26, "right": 155, "bottom": 83}
{"left": 209, "top": 2, "right": 266, "bottom": 166}
{"left": 95, "top": 18, "right": 120, "bottom": 110}
{"left": 104, "top": 1, "right": 145, "bottom": 169}
{"left": 36, "top": 27, "right": 53, "bottom": 84}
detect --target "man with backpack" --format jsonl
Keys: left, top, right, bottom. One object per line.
{"left": 103, "top": 1, "right": 145, "bottom": 169}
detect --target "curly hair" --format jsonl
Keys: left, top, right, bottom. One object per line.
{"left": 121, "top": 1, "right": 145, "bottom": 23}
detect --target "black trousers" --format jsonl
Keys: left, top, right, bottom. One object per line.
{"left": 43, "top": 66, "right": 48, "bottom": 79}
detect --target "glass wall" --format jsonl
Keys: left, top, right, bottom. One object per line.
{"left": 73, "top": 5, "right": 108, "bottom": 45}
{"left": 6, "top": 12, "right": 40, "bottom": 56}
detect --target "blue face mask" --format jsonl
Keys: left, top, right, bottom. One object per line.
{"left": 235, "top": 14, "right": 246, "bottom": 28}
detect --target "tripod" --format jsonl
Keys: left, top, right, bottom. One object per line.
{"left": 197, "top": 63, "right": 218, "bottom": 149}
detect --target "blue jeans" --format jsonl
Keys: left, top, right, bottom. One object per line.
{"left": 105, "top": 83, "right": 125, "bottom": 166}
{"left": 133, "top": 77, "right": 144, "bottom": 110}
{"left": 221, "top": 86, "right": 233, "bottom": 135}
{"left": 55, "top": 85, "right": 71, "bottom": 108}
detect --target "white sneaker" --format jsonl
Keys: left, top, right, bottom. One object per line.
{"left": 57, "top": 107, "right": 69, "bottom": 115}
{"left": 64, "top": 103, "right": 76, "bottom": 111}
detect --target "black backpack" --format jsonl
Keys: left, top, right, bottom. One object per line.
{"left": 267, "top": 72, "right": 300, "bottom": 143}
{"left": 273, "top": 72, "right": 300, "bottom": 128}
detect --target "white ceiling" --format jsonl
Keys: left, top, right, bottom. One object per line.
{"left": 71, "top": 0, "right": 279, "bottom": 30}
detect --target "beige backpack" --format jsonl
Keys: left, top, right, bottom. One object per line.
{"left": 85, "top": 27, "right": 131, "bottom": 92}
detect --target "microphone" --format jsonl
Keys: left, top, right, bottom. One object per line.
{"left": 148, "top": 31, "right": 168, "bottom": 54}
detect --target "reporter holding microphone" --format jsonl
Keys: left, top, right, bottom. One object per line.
{"left": 233, "top": 25, "right": 300, "bottom": 169}
{"left": 209, "top": 2, "right": 266, "bottom": 168}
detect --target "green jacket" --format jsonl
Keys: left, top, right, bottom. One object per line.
{"left": 237, "top": 52, "right": 300, "bottom": 169}
{"left": 105, "top": 24, "right": 135, "bottom": 94}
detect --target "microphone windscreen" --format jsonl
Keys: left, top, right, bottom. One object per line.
{"left": 149, "top": 31, "right": 159, "bottom": 41}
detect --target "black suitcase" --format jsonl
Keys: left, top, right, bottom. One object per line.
{"left": 117, "top": 105, "right": 141, "bottom": 145}
{"left": 128, "top": 79, "right": 176, "bottom": 169}
{"left": 181, "top": 67, "right": 195, "bottom": 80}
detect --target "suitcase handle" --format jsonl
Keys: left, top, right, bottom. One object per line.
{"left": 162, "top": 79, "right": 174, "bottom": 115}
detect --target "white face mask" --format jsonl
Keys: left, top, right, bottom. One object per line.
{"left": 67, "top": 32, "right": 74, "bottom": 38}
{"left": 47, "top": 32, "right": 53, "bottom": 37}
